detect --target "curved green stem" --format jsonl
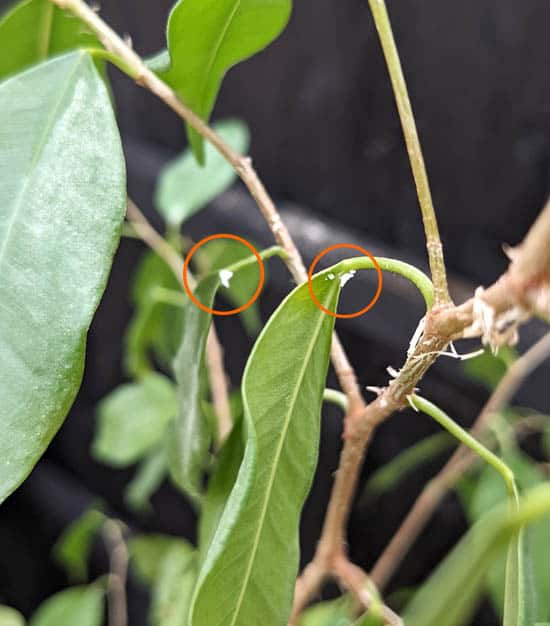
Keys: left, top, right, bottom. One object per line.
{"left": 323, "top": 388, "right": 349, "bottom": 414}
{"left": 84, "top": 47, "right": 141, "bottom": 79}
{"left": 410, "top": 394, "right": 518, "bottom": 505}
{"left": 223, "top": 245, "right": 287, "bottom": 275}
{"left": 315, "top": 256, "right": 434, "bottom": 310}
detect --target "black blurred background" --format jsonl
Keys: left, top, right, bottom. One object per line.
{"left": 2, "top": 1, "right": 550, "bottom": 624}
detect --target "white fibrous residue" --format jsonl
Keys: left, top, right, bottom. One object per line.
{"left": 339, "top": 270, "right": 356, "bottom": 287}
{"left": 219, "top": 269, "right": 233, "bottom": 288}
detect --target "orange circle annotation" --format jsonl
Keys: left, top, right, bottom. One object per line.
{"left": 182, "top": 233, "right": 265, "bottom": 316}
{"left": 307, "top": 243, "right": 383, "bottom": 319}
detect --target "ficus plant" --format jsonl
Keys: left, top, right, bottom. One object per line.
{"left": 1, "top": 1, "right": 550, "bottom": 626}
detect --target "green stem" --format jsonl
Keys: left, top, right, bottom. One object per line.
{"left": 410, "top": 394, "right": 518, "bottom": 504}
{"left": 150, "top": 287, "right": 187, "bottom": 308}
{"left": 84, "top": 47, "right": 141, "bottom": 80}
{"left": 323, "top": 388, "right": 349, "bottom": 414}
{"left": 317, "top": 256, "right": 434, "bottom": 310}
{"left": 367, "top": 0, "right": 450, "bottom": 306}
{"left": 224, "top": 245, "right": 287, "bottom": 275}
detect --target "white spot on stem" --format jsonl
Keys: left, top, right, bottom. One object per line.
{"left": 339, "top": 270, "right": 356, "bottom": 287}
{"left": 219, "top": 269, "right": 233, "bottom": 288}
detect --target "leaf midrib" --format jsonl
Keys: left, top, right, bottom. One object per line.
{"left": 0, "top": 54, "right": 84, "bottom": 275}
{"left": 198, "top": 0, "right": 241, "bottom": 114}
{"left": 228, "top": 285, "right": 337, "bottom": 626}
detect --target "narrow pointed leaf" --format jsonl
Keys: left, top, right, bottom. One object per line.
{"left": 161, "top": 0, "right": 291, "bottom": 162}
{"left": 403, "top": 484, "right": 550, "bottom": 626}
{"left": 0, "top": 51, "right": 125, "bottom": 503}
{"left": 0, "top": 0, "right": 101, "bottom": 80}
{"left": 190, "top": 272, "right": 340, "bottom": 626}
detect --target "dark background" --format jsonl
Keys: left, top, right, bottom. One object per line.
{"left": 2, "top": 1, "right": 550, "bottom": 624}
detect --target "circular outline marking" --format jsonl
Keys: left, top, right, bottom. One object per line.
{"left": 182, "top": 233, "right": 265, "bottom": 316}
{"left": 307, "top": 244, "right": 383, "bottom": 319}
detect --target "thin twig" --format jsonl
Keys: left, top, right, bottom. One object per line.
{"left": 332, "top": 557, "right": 403, "bottom": 626}
{"left": 126, "top": 198, "right": 232, "bottom": 441}
{"left": 370, "top": 331, "right": 550, "bottom": 589}
{"left": 49, "top": 0, "right": 364, "bottom": 411}
{"left": 368, "top": 0, "right": 450, "bottom": 306}
{"left": 102, "top": 520, "right": 129, "bottom": 626}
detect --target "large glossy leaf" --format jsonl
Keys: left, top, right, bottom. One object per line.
{"left": 403, "top": 484, "right": 550, "bottom": 626}
{"left": 0, "top": 51, "right": 125, "bottom": 503}
{"left": 161, "top": 0, "right": 291, "bottom": 162}
{"left": 29, "top": 585, "right": 104, "bottom": 626}
{"left": 0, "top": 606, "right": 25, "bottom": 626}
{"left": 155, "top": 119, "right": 249, "bottom": 227}
{"left": 0, "top": 0, "right": 101, "bottom": 80}
{"left": 93, "top": 373, "right": 177, "bottom": 467}
{"left": 190, "top": 271, "right": 340, "bottom": 626}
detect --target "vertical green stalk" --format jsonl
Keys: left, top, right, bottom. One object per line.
{"left": 367, "top": 0, "right": 450, "bottom": 306}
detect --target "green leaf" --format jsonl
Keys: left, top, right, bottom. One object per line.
{"left": 190, "top": 271, "right": 340, "bottom": 626}
{"left": 169, "top": 246, "right": 282, "bottom": 502}
{"left": 125, "top": 445, "right": 167, "bottom": 512}
{"left": 155, "top": 119, "right": 249, "bottom": 227}
{"left": 198, "top": 416, "right": 245, "bottom": 563}
{"left": 403, "top": 483, "right": 550, "bottom": 626}
{"left": 150, "top": 542, "right": 196, "bottom": 626}
{"left": 0, "top": 0, "right": 101, "bottom": 80}
{"left": 161, "top": 0, "right": 291, "bottom": 162}
{"left": 464, "top": 446, "right": 547, "bottom": 621}
{"left": 0, "top": 51, "right": 125, "bottom": 504}
{"left": 462, "top": 346, "right": 517, "bottom": 390}
{"left": 359, "top": 431, "right": 454, "bottom": 505}
{"left": 298, "top": 598, "right": 354, "bottom": 626}
{"left": 29, "top": 585, "right": 104, "bottom": 626}
{"left": 125, "top": 250, "right": 185, "bottom": 379}
{"left": 0, "top": 606, "right": 25, "bottom": 626}
{"left": 93, "top": 373, "right": 177, "bottom": 467}
{"left": 53, "top": 508, "right": 106, "bottom": 582}
{"left": 129, "top": 534, "right": 193, "bottom": 587}
{"left": 169, "top": 273, "right": 219, "bottom": 502}
{"left": 503, "top": 528, "right": 537, "bottom": 626}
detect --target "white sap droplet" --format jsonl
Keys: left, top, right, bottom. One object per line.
{"left": 339, "top": 270, "right": 356, "bottom": 287}
{"left": 219, "top": 269, "right": 233, "bottom": 288}
{"left": 327, "top": 272, "right": 335, "bottom": 280}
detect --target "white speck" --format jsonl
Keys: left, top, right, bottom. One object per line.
{"left": 339, "top": 270, "right": 356, "bottom": 287}
{"left": 219, "top": 269, "right": 233, "bottom": 288}
{"left": 386, "top": 365, "right": 400, "bottom": 378}
{"left": 327, "top": 272, "right": 335, "bottom": 281}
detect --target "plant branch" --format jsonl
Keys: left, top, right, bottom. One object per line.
{"left": 367, "top": 0, "right": 450, "bottom": 306}
{"left": 370, "top": 331, "right": 550, "bottom": 589}
{"left": 290, "top": 201, "right": 550, "bottom": 615}
{"left": 102, "top": 520, "right": 129, "bottom": 626}
{"left": 126, "top": 198, "right": 232, "bottom": 442}
{"left": 49, "top": 0, "right": 364, "bottom": 410}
